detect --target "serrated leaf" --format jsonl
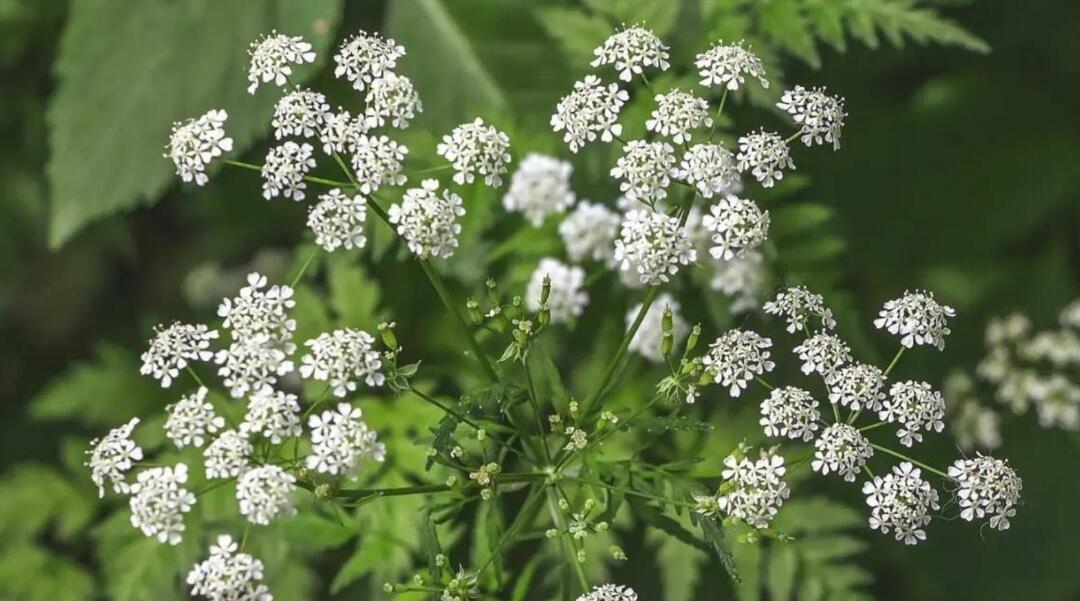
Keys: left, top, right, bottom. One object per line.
{"left": 327, "top": 253, "right": 380, "bottom": 328}
{"left": 699, "top": 515, "right": 741, "bottom": 584}
{"left": 46, "top": 0, "right": 342, "bottom": 247}
{"left": 843, "top": 0, "right": 989, "bottom": 53}
{"left": 0, "top": 464, "right": 96, "bottom": 541}
{"left": 534, "top": 7, "right": 611, "bottom": 64}
{"left": 628, "top": 496, "right": 709, "bottom": 552}
{"left": 581, "top": 0, "right": 682, "bottom": 34}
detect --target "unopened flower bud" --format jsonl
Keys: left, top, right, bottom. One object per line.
{"left": 383, "top": 583, "right": 394, "bottom": 593}
{"left": 558, "top": 498, "right": 570, "bottom": 511}
{"left": 466, "top": 298, "right": 482, "bottom": 323}
{"left": 435, "top": 554, "right": 447, "bottom": 567}
{"left": 545, "top": 528, "right": 559, "bottom": 539}
{"left": 596, "top": 521, "right": 609, "bottom": 532}
{"left": 576, "top": 549, "right": 586, "bottom": 563}
{"left": 610, "top": 545, "right": 627, "bottom": 561}
{"left": 481, "top": 488, "right": 493, "bottom": 501}
{"left": 314, "top": 483, "right": 334, "bottom": 502}
{"left": 377, "top": 321, "right": 398, "bottom": 350}
{"left": 686, "top": 324, "right": 701, "bottom": 353}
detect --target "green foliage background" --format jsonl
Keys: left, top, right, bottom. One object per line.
{"left": 0, "top": 0, "right": 1076, "bottom": 599}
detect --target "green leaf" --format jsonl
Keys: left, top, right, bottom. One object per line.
{"left": 0, "top": 464, "right": 96, "bottom": 541}
{"left": 766, "top": 544, "right": 798, "bottom": 601}
{"left": 327, "top": 253, "right": 381, "bottom": 328}
{"left": 0, "top": 543, "right": 94, "bottom": 601}
{"left": 534, "top": 7, "right": 611, "bottom": 64}
{"left": 842, "top": 0, "right": 989, "bottom": 53}
{"left": 581, "top": 0, "right": 682, "bottom": 34}
{"left": 46, "top": 0, "right": 343, "bottom": 247}
{"left": 699, "top": 515, "right": 741, "bottom": 584}
{"left": 628, "top": 496, "right": 709, "bottom": 552}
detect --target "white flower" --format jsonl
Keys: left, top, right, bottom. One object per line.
{"left": 829, "top": 363, "right": 887, "bottom": 412}
{"left": 613, "top": 209, "right": 696, "bottom": 286}
{"left": 503, "top": 154, "right": 576, "bottom": 226}
{"left": 128, "top": 463, "right": 196, "bottom": 545}
{"left": 646, "top": 90, "right": 712, "bottom": 144}
{"left": 140, "top": 322, "right": 219, "bottom": 387}
{"left": 165, "top": 387, "right": 224, "bottom": 448}
{"left": 760, "top": 386, "right": 821, "bottom": 441}
{"left": 203, "top": 430, "right": 253, "bottom": 479}
{"left": 948, "top": 454, "right": 1022, "bottom": 530}
{"left": 590, "top": 25, "right": 670, "bottom": 82}
{"left": 307, "top": 188, "right": 368, "bottom": 252}
{"left": 952, "top": 400, "right": 1002, "bottom": 452}
{"left": 702, "top": 195, "right": 769, "bottom": 261}
{"left": 237, "top": 465, "right": 296, "bottom": 525}
{"left": 271, "top": 87, "right": 330, "bottom": 140}
{"left": 350, "top": 134, "right": 408, "bottom": 193}
{"left": 880, "top": 380, "right": 946, "bottom": 447}
{"left": 261, "top": 141, "right": 316, "bottom": 201}
{"left": 217, "top": 272, "right": 297, "bottom": 348}
{"left": 874, "top": 290, "right": 955, "bottom": 350}
{"left": 86, "top": 417, "right": 143, "bottom": 497}
{"left": 165, "top": 109, "right": 233, "bottom": 186}
{"left": 246, "top": 31, "right": 316, "bottom": 94}
{"left": 551, "top": 75, "right": 629, "bottom": 152}
{"left": 703, "top": 329, "right": 775, "bottom": 397}
{"left": 333, "top": 31, "right": 405, "bottom": 92}
{"left": 525, "top": 258, "right": 588, "bottom": 323}
{"left": 610, "top": 140, "right": 676, "bottom": 205}
{"left": 388, "top": 179, "right": 465, "bottom": 259}
{"left": 299, "top": 328, "right": 385, "bottom": 397}
{"left": 577, "top": 584, "right": 638, "bottom": 601}
{"left": 1061, "top": 298, "right": 1080, "bottom": 329}
{"left": 627, "top": 293, "right": 688, "bottom": 363}
{"left": 708, "top": 249, "right": 766, "bottom": 314}
{"left": 188, "top": 535, "right": 273, "bottom": 601}
{"left": 306, "top": 403, "right": 386, "bottom": 476}
{"left": 793, "top": 332, "right": 853, "bottom": 383}
{"left": 1029, "top": 374, "right": 1080, "bottom": 430}
{"left": 813, "top": 423, "right": 874, "bottom": 482}
{"left": 318, "top": 109, "right": 367, "bottom": 155}
{"left": 737, "top": 130, "right": 794, "bottom": 188}
{"left": 764, "top": 286, "right": 836, "bottom": 333}
{"left": 676, "top": 143, "right": 738, "bottom": 199}
{"left": 558, "top": 201, "right": 621, "bottom": 264}
{"left": 695, "top": 41, "right": 768, "bottom": 91}
{"left": 215, "top": 338, "right": 294, "bottom": 399}
{"left": 241, "top": 387, "right": 303, "bottom": 444}
{"left": 717, "top": 449, "right": 789, "bottom": 529}
{"left": 862, "top": 462, "right": 939, "bottom": 545}
{"left": 437, "top": 118, "right": 512, "bottom": 186}
{"left": 364, "top": 72, "right": 422, "bottom": 129}
{"left": 777, "top": 85, "right": 846, "bottom": 150}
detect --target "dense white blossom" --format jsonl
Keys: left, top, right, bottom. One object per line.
{"left": 388, "top": 179, "right": 465, "bottom": 259}
{"left": 737, "top": 130, "right": 794, "bottom": 188}
{"left": 551, "top": 75, "right": 628, "bottom": 152}
{"left": 188, "top": 535, "right": 273, "bottom": 601}
{"left": 875, "top": 290, "right": 955, "bottom": 350}
{"left": 503, "top": 154, "right": 576, "bottom": 226}
{"left": 261, "top": 141, "right": 316, "bottom": 201}
{"left": 610, "top": 140, "right": 676, "bottom": 205}
{"left": 364, "top": 72, "right": 421, "bottom": 129}
{"left": 703, "top": 329, "right": 775, "bottom": 396}
{"left": 203, "top": 430, "right": 253, "bottom": 479}
{"left": 708, "top": 249, "right": 766, "bottom": 313}
{"left": 86, "top": 417, "right": 143, "bottom": 497}
{"left": 237, "top": 465, "right": 296, "bottom": 525}
{"left": 764, "top": 286, "right": 836, "bottom": 333}
{"left": 777, "top": 85, "right": 846, "bottom": 149}
{"left": 166, "top": 109, "right": 233, "bottom": 186}
{"left": 760, "top": 386, "right": 821, "bottom": 441}
{"left": 525, "top": 258, "right": 589, "bottom": 323}
{"left": 646, "top": 90, "right": 712, "bottom": 144}
{"left": 241, "top": 387, "right": 303, "bottom": 444}
{"left": 350, "top": 134, "right": 408, "bottom": 193}
{"left": 948, "top": 455, "right": 1022, "bottom": 530}
{"left": 829, "top": 363, "right": 887, "bottom": 412}
{"left": 880, "top": 380, "right": 946, "bottom": 447}
{"left": 676, "top": 143, "right": 738, "bottom": 199}
{"left": 128, "top": 464, "right": 196, "bottom": 545}
{"left": 613, "top": 209, "right": 696, "bottom": 286}
{"left": 140, "top": 322, "right": 219, "bottom": 387}
{"left": 577, "top": 584, "right": 638, "bottom": 601}
{"left": 695, "top": 41, "right": 768, "bottom": 91}
{"left": 437, "top": 118, "right": 512, "bottom": 186}
{"left": 215, "top": 338, "right": 294, "bottom": 399}
{"left": 590, "top": 25, "right": 670, "bottom": 82}
{"left": 702, "top": 195, "right": 769, "bottom": 261}
{"left": 558, "top": 201, "right": 621, "bottom": 264}
{"left": 318, "top": 109, "right": 366, "bottom": 155}
{"left": 246, "top": 31, "right": 316, "bottom": 94}
{"left": 271, "top": 88, "right": 330, "bottom": 139}
{"left": 165, "top": 387, "right": 225, "bottom": 448}
{"left": 333, "top": 31, "right": 405, "bottom": 92}
{"left": 306, "top": 403, "right": 386, "bottom": 476}
{"left": 813, "top": 423, "right": 874, "bottom": 482}
{"left": 307, "top": 188, "right": 368, "bottom": 252}
{"left": 627, "top": 293, "right": 688, "bottom": 363}
{"left": 1029, "top": 374, "right": 1080, "bottom": 429}
{"left": 717, "top": 449, "right": 789, "bottom": 528}
{"left": 217, "top": 273, "right": 297, "bottom": 348}
{"left": 299, "top": 328, "right": 385, "bottom": 397}
{"left": 862, "top": 462, "right": 939, "bottom": 545}
{"left": 793, "top": 332, "right": 853, "bottom": 383}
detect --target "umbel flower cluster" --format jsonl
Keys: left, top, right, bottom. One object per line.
{"left": 85, "top": 24, "right": 1025, "bottom": 601}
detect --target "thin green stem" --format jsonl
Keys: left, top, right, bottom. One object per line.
{"left": 418, "top": 259, "right": 501, "bottom": 383}
{"left": 784, "top": 131, "right": 803, "bottom": 144}
{"left": 524, "top": 358, "right": 553, "bottom": 465}
{"left": 311, "top": 472, "right": 546, "bottom": 501}
{"left": 708, "top": 88, "right": 728, "bottom": 140}
{"left": 582, "top": 286, "right": 660, "bottom": 417}
{"left": 222, "top": 158, "right": 353, "bottom": 188}
{"left": 870, "top": 443, "right": 950, "bottom": 479}
{"left": 409, "top": 385, "right": 536, "bottom": 467}
{"left": 859, "top": 421, "right": 887, "bottom": 433}
{"left": 546, "top": 487, "right": 589, "bottom": 593}
{"left": 755, "top": 375, "right": 775, "bottom": 391}
{"left": 567, "top": 476, "right": 699, "bottom": 510}
{"left": 186, "top": 365, "right": 205, "bottom": 388}
{"left": 883, "top": 347, "right": 906, "bottom": 377}
{"left": 290, "top": 247, "right": 319, "bottom": 288}
{"left": 477, "top": 483, "right": 548, "bottom": 573}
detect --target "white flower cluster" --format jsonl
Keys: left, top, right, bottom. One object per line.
{"left": 165, "top": 387, "right": 224, "bottom": 448}
{"left": 525, "top": 258, "right": 589, "bottom": 323}
{"left": 676, "top": 143, "right": 738, "bottom": 199}
{"left": 813, "top": 423, "right": 874, "bottom": 482}
{"left": 551, "top": 75, "right": 628, "bottom": 152}
{"left": 702, "top": 195, "right": 769, "bottom": 261}
{"left": 504, "top": 154, "right": 576, "bottom": 226}
{"left": 576, "top": 584, "right": 638, "bottom": 601}
{"left": 717, "top": 449, "right": 790, "bottom": 529}
{"left": 862, "top": 462, "right": 939, "bottom": 545}
{"left": 271, "top": 87, "right": 330, "bottom": 139}
{"left": 777, "top": 85, "right": 846, "bottom": 150}
{"left": 737, "top": 129, "right": 794, "bottom": 188}
{"left": 646, "top": 90, "right": 712, "bottom": 144}
{"left": 614, "top": 209, "right": 696, "bottom": 286}
{"left": 333, "top": 31, "right": 405, "bottom": 92}
{"left": 261, "top": 141, "right": 316, "bottom": 201}
{"left": 140, "top": 322, "right": 218, "bottom": 387}
{"left": 307, "top": 188, "right": 368, "bottom": 252}
{"left": 880, "top": 380, "right": 946, "bottom": 447}
{"left": 793, "top": 332, "right": 853, "bottom": 383}
{"left": 86, "top": 417, "right": 143, "bottom": 497}
{"left": 306, "top": 403, "right": 386, "bottom": 476}
{"left": 610, "top": 140, "right": 676, "bottom": 205}
{"left": 590, "top": 25, "right": 670, "bottom": 82}
{"left": 708, "top": 249, "right": 766, "bottom": 314}
{"left": 215, "top": 273, "right": 297, "bottom": 398}
{"left": 695, "top": 41, "right": 769, "bottom": 91}
{"left": 203, "top": 430, "right": 252, "bottom": 479}
{"left": 237, "top": 465, "right": 296, "bottom": 525}
{"left": 246, "top": 31, "right": 316, "bottom": 94}
{"left": 829, "top": 363, "right": 887, "bottom": 412}
{"left": 299, "top": 328, "right": 385, "bottom": 397}
{"left": 128, "top": 464, "right": 196, "bottom": 545}
{"left": 241, "top": 387, "right": 303, "bottom": 444}
{"left": 627, "top": 293, "right": 688, "bottom": 363}
{"left": 764, "top": 286, "right": 837, "bottom": 333}
{"left": 318, "top": 108, "right": 366, "bottom": 155}
{"left": 350, "top": 134, "right": 409, "bottom": 194}
{"left": 559, "top": 201, "right": 621, "bottom": 264}
{"left": 703, "top": 329, "right": 775, "bottom": 396}
{"left": 760, "top": 386, "right": 821, "bottom": 441}
{"left": 437, "top": 117, "right": 512, "bottom": 186}
{"left": 948, "top": 454, "right": 1022, "bottom": 530}
{"left": 166, "top": 109, "right": 233, "bottom": 186}
{"left": 874, "top": 290, "right": 955, "bottom": 350}
{"left": 188, "top": 535, "right": 273, "bottom": 601}
{"left": 388, "top": 179, "right": 465, "bottom": 259}
{"left": 364, "top": 72, "right": 422, "bottom": 129}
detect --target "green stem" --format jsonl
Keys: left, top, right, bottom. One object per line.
{"left": 185, "top": 365, "right": 205, "bottom": 388}
{"left": 708, "top": 88, "right": 728, "bottom": 140}
{"left": 524, "top": 357, "right": 553, "bottom": 465}
{"left": 312, "top": 472, "right": 546, "bottom": 501}
{"left": 567, "top": 476, "right": 699, "bottom": 510}
{"left": 883, "top": 347, "right": 906, "bottom": 377}
{"left": 582, "top": 286, "right": 660, "bottom": 417}
{"left": 409, "top": 386, "right": 535, "bottom": 466}
{"left": 222, "top": 158, "right": 353, "bottom": 189}
{"left": 869, "top": 443, "right": 950, "bottom": 479}
{"left": 859, "top": 421, "right": 887, "bottom": 433}
{"left": 784, "top": 131, "right": 803, "bottom": 145}
{"left": 546, "top": 487, "right": 590, "bottom": 593}
{"left": 477, "top": 483, "right": 548, "bottom": 573}
{"left": 290, "top": 247, "right": 319, "bottom": 288}
{"left": 755, "top": 375, "right": 775, "bottom": 391}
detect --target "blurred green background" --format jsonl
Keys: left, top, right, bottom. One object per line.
{"left": 0, "top": 0, "right": 1076, "bottom": 599}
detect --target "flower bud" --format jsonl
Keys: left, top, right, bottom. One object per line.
{"left": 686, "top": 324, "right": 701, "bottom": 353}
{"left": 314, "top": 483, "right": 334, "bottom": 502}
{"left": 545, "top": 528, "right": 559, "bottom": 539}
{"left": 377, "top": 321, "right": 398, "bottom": 350}
{"left": 610, "top": 545, "right": 627, "bottom": 561}
{"left": 466, "top": 298, "right": 482, "bottom": 324}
